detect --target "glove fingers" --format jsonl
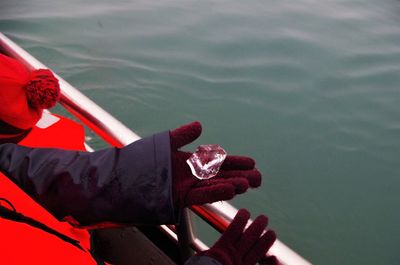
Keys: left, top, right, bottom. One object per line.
{"left": 170, "top": 121, "right": 202, "bottom": 150}
{"left": 243, "top": 230, "right": 276, "bottom": 265}
{"left": 185, "top": 183, "right": 236, "bottom": 206}
{"left": 194, "top": 178, "right": 249, "bottom": 194}
{"left": 237, "top": 215, "right": 269, "bottom": 256}
{"left": 174, "top": 152, "right": 261, "bottom": 188}
{"left": 217, "top": 169, "right": 262, "bottom": 188}
{"left": 218, "top": 209, "right": 251, "bottom": 244}
{"left": 259, "top": 256, "right": 281, "bottom": 265}
{"left": 221, "top": 155, "right": 255, "bottom": 170}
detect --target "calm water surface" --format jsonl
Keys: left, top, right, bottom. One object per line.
{"left": 1, "top": 1, "right": 400, "bottom": 264}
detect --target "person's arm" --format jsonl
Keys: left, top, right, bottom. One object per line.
{"left": 0, "top": 131, "right": 175, "bottom": 226}
{"left": 0, "top": 122, "right": 263, "bottom": 227}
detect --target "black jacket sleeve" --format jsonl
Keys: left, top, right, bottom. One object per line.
{"left": 0, "top": 131, "right": 176, "bottom": 226}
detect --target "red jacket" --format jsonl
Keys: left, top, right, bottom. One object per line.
{"left": 0, "top": 113, "right": 96, "bottom": 264}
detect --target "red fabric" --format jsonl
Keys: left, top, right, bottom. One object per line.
{"left": 19, "top": 113, "right": 86, "bottom": 151}
{"left": 0, "top": 115, "right": 96, "bottom": 264}
{"left": 0, "top": 54, "right": 59, "bottom": 130}
{"left": 170, "top": 122, "right": 262, "bottom": 207}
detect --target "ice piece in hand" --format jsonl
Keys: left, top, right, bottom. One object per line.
{"left": 186, "top": 144, "right": 227, "bottom": 180}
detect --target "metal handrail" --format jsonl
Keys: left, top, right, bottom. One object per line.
{"left": 0, "top": 32, "right": 312, "bottom": 265}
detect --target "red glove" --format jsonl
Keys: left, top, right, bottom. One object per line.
{"left": 170, "top": 122, "right": 262, "bottom": 207}
{"left": 199, "top": 209, "right": 276, "bottom": 265}
{"left": 259, "top": 256, "right": 282, "bottom": 265}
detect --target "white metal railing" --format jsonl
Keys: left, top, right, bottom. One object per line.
{"left": 0, "top": 32, "right": 312, "bottom": 265}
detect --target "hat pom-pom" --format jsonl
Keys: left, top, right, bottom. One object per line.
{"left": 26, "top": 69, "right": 60, "bottom": 109}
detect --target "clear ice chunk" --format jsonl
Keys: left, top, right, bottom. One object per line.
{"left": 186, "top": 144, "right": 227, "bottom": 180}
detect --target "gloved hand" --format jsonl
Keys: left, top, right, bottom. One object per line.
{"left": 198, "top": 209, "right": 276, "bottom": 265}
{"left": 259, "top": 256, "right": 282, "bottom": 265}
{"left": 170, "top": 122, "right": 262, "bottom": 207}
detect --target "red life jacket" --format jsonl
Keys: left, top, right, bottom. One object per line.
{"left": 0, "top": 113, "right": 98, "bottom": 265}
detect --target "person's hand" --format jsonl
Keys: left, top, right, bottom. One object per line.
{"left": 259, "top": 256, "right": 282, "bottom": 265}
{"left": 199, "top": 209, "right": 276, "bottom": 265}
{"left": 170, "top": 122, "right": 262, "bottom": 207}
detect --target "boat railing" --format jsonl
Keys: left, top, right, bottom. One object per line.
{"left": 0, "top": 32, "right": 312, "bottom": 265}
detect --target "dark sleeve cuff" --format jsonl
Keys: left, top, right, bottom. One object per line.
{"left": 87, "top": 130, "right": 177, "bottom": 225}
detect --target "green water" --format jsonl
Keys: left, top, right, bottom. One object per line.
{"left": 1, "top": 0, "right": 400, "bottom": 264}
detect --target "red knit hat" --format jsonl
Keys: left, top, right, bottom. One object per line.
{"left": 0, "top": 53, "right": 60, "bottom": 131}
